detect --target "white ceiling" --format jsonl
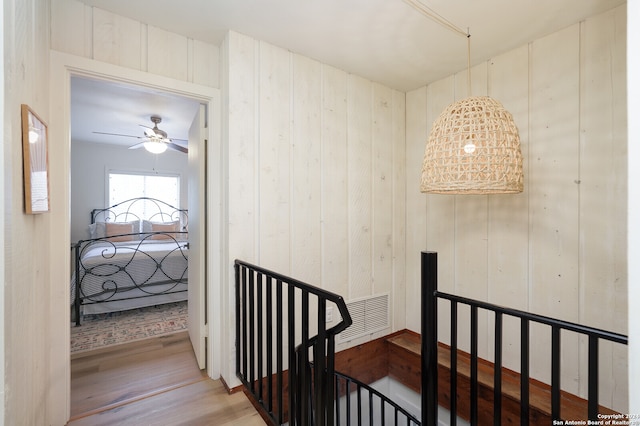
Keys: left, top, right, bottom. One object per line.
{"left": 71, "top": 77, "right": 199, "bottom": 148}
{"left": 71, "top": 0, "right": 625, "bottom": 146}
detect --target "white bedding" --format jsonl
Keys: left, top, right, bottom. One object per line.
{"left": 71, "top": 238, "right": 188, "bottom": 315}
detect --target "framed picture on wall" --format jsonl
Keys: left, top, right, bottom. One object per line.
{"left": 21, "top": 104, "right": 50, "bottom": 214}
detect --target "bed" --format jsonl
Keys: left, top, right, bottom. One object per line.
{"left": 71, "top": 197, "right": 189, "bottom": 326}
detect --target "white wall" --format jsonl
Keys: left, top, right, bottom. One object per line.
{"left": 2, "top": 0, "right": 52, "bottom": 424}
{"left": 69, "top": 141, "right": 189, "bottom": 243}
{"left": 50, "top": 0, "right": 219, "bottom": 88}
{"left": 406, "top": 5, "right": 627, "bottom": 411}
{"left": 222, "top": 31, "right": 407, "bottom": 387}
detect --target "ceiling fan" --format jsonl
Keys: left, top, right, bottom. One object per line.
{"left": 93, "top": 115, "right": 188, "bottom": 154}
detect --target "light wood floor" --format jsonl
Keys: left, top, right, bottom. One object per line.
{"left": 68, "top": 331, "right": 266, "bottom": 425}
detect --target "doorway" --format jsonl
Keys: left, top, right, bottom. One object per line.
{"left": 69, "top": 75, "right": 201, "bottom": 359}
{"left": 50, "top": 51, "right": 222, "bottom": 423}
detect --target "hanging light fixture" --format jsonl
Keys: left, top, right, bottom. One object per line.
{"left": 143, "top": 139, "right": 168, "bottom": 154}
{"left": 420, "top": 96, "right": 523, "bottom": 194}
{"left": 405, "top": 0, "right": 524, "bottom": 194}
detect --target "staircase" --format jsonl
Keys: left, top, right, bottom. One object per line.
{"left": 235, "top": 260, "right": 417, "bottom": 426}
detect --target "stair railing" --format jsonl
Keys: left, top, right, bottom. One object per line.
{"left": 421, "top": 251, "right": 629, "bottom": 425}
{"left": 235, "top": 260, "right": 352, "bottom": 425}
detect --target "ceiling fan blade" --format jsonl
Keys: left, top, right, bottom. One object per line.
{"left": 169, "top": 137, "right": 188, "bottom": 143}
{"left": 166, "top": 142, "right": 188, "bottom": 154}
{"left": 128, "top": 142, "right": 145, "bottom": 150}
{"left": 145, "top": 129, "right": 157, "bottom": 137}
{"left": 93, "top": 131, "right": 141, "bottom": 139}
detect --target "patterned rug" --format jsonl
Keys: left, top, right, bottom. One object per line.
{"left": 70, "top": 301, "right": 188, "bottom": 354}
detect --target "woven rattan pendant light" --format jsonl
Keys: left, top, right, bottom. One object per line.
{"left": 406, "top": 0, "right": 524, "bottom": 194}
{"left": 420, "top": 95, "right": 523, "bottom": 194}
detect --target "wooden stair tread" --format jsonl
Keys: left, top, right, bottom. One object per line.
{"left": 386, "top": 330, "right": 617, "bottom": 420}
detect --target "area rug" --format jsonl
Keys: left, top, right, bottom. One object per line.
{"left": 70, "top": 301, "right": 188, "bottom": 354}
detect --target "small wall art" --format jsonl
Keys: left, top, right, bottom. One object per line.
{"left": 21, "top": 104, "right": 50, "bottom": 214}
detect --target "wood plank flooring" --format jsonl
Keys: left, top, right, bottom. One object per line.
{"left": 69, "top": 331, "right": 265, "bottom": 425}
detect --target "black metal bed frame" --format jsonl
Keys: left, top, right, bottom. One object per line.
{"left": 72, "top": 197, "right": 189, "bottom": 326}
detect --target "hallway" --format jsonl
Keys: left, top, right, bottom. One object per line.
{"left": 68, "top": 332, "right": 264, "bottom": 425}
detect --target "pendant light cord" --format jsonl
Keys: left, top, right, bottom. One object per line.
{"left": 467, "top": 31, "right": 471, "bottom": 96}
{"left": 403, "top": 0, "right": 467, "bottom": 37}
{"left": 404, "top": 0, "right": 472, "bottom": 95}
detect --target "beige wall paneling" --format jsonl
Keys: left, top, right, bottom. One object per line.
{"left": 404, "top": 87, "right": 427, "bottom": 333}
{"left": 51, "top": 0, "right": 220, "bottom": 89}
{"left": 291, "top": 54, "right": 323, "bottom": 286}
{"left": 486, "top": 44, "right": 530, "bottom": 373}
{"left": 529, "top": 24, "right": 581, "bottom": 393}
{"left": 291, "top": 54, "right": 323, "bottom": 338}
{"left": 579, "top": 6, "right": 627, "bottom": 411}
{"left": 258, "top": 42, "right": 291, "bottom": 274}
{"left": 321, "top": 65, "right": 349, "bottom": 304}
{"left": 50, "top": 0, "right": 92, "bottom": 58}
{"left": 391, "top": 90, "right": 407, "bottom": 332}
{"left": 372, "top": 83, "right": 394, "bottom": 303}
{"left": 92, "top": 8, "right": 142, "bottom": 70}
{"left": 147, "top": 25, "right": 189, "bottom": 81}
{"left": 225, "top": 32, "right": 258, "bottom": 388}
{"left": 227, "top": 32, "right": 258, "bottom": 266}
{"left": 191, "top": 38, "right": 219, "bottom": 88}
{"left": 6, "top": 0, "right": 54, "bottom": 423}
{"left": 453, "top": 63, "right": 490, "bottom": 358}
{"left": 347, "top": 75, "right": 373, "bottom": 301}
{"left": 256, "top": 41, "right": 294, "bottom": 371}
{"left": 424, "top": 76, "right": 456, "bottom": 345}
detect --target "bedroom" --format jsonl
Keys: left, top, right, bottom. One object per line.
{"left": 68, "top": 75, "right": 211, "bottom": 363}
{"left": 2, "top": 0, "right": 637, "bottom": 424}
{"left": 68, "top": 75, "right": 192, "bottom": 340}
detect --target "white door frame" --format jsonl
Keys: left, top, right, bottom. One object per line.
{"left": 49, "top": 50, "right": 222, "bottom": 424}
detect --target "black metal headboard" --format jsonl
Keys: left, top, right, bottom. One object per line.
{"left": 90, "top": 197, "right": 188, "bottom": 230}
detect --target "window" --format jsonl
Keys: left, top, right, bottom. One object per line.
{"left": 108, "top": 171, "right": 180, "bottom": 220}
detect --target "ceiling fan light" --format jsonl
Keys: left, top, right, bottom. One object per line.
{"left": 143, "top": 140, "right": 167, "bottom": 154}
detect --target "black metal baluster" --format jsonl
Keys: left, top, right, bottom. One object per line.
{"left": 588, "top": 335, "right": 599, "bottom": 420}
{"left": 288, "top": 285, "right": 297, "bottom": 425}
{"left": 301, "top": 290, "right": 310, "bottom": 425}
{"left": 357, "top": 383, "right": 362, "bottom": 426}
{"left": 368, "top": 391, "right": 373, "bottom": 426}
{"left": 494, "top": 312, "right": 503, "bottom": 426}
{"left": 276, "top": 280, "right": 283, "bottom": 424}
{"left": 249, "top": 270, "right": 255, "bottom": 393}
{"left": 421, "top": 251, "right": 438, "bottom": 426}
{"left": 336, "top": 375, "right": 342, "bottom": 426}
{"left": 451, "top": 301, "right": 458, "bottom": 426}
{"left": 520, "top": 318, "right": 530, "bottom": 426}
{"left": 266, "top": 276, "right": 273, "bottom": 414}
{"left": 256, "top": 273, "right": 263, "bottom": 402}
{"left": 471, "top": 305, "right": 478, "bottom": 425}
{"left": 327, "top": 330, "right": 337, "bottom": 425}
{"left": 551, "top": 326, "right": 561, "bottom": 421}
{"left": 234, "top": 263, "right": 240, "bottom": 376}
{"left": 316, "top": 297, "right": 327, "bottom": 426}
{"left": 346, "top": 379, "right": 352, "bottom": 426}
{"left": 241, "top": 266, "right": 248, "bottom": 383}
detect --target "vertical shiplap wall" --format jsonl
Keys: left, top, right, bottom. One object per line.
{"left": 406, "top": 6, "right": 627, "bottom": 410}
{"left": 4, "top": 0, "right": 54, "bottom": 423}
{"left": 224, "top": 31, "right": 406, "bottom": 383}
{"left": 50, "top": 0, "right": 219, "bottom": 88}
